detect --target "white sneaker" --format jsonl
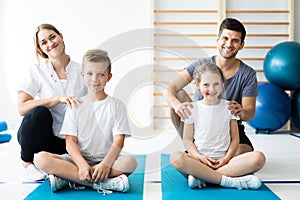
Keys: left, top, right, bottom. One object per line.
{"left": 49, "top": 174, "right": 69, "bottom": 192}
{"left": 93, "top": 174, "right": 129, "bottom": 195}
{"left": 25, "top": 164, "right": 48, "bottom": 181}
{"left": 188, "top": 175, "right": 206, "bottom": 189}
{"left": 230, "top": 175, "right": 262, "bottom": 190}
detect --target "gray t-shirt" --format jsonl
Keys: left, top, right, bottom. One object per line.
{"left": 185, "top": 56, "right": 258, "bottom": 124}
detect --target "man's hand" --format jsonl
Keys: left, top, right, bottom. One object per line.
{"left": 175, "top": 102, "right": 193, "bottom": 120}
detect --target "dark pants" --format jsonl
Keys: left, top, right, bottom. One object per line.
{"left": 238, "top": 124, "right": 254, "bottom": 150}
{"left": 17, "top": 106, "right": 66, "bottom": 162}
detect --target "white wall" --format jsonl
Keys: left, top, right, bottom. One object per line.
{"left": 0, "top": 0, "right": 153, "bottom": 128}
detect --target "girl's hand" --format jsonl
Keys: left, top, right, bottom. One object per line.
{"left": 92, "top": 163, "right": 111, "bottom": 182}
{"left": 199, "top": 156, "right": 219, "bottom": 169}
{"left": 214, "top": 157, "right": 230, "bottom": 169}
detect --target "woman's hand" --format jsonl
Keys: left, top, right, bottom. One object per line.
{"left": 58, "top": 96, "right": 83, "bottom": 109}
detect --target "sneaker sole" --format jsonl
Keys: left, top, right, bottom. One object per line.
{"left": 119, "top": 174, "right": 129, "bottom": 192}
{"left": 48, "top": 174, "right": 58, "bottom": 192}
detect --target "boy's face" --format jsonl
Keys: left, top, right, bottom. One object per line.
{"left": 81, "top": 61, "right": 112, "bottom": 94}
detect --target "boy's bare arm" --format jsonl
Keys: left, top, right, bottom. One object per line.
{"left": 66, "top": 135, "right": 92, "bottom": 181}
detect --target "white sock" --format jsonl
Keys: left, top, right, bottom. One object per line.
{"left": 220, "top": 175, "right": 262, "bottom": 190}
{"left": 220, "top": 175, "right": 232, "bottom": 188}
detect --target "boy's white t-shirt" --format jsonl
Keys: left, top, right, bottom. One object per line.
{"left": 184, "top": 99, "right": 239, "bottom": 158}
{"left": 60, "top": 95, "right": 131, "bottom": 161}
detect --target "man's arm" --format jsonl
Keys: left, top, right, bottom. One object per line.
{"left": 228, "top": 96, "right": 256, "bottom": 121}
{"left": 162, "top": 70, "right": 193, "bottom": 119}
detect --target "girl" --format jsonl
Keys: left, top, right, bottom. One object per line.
{"left": 170, "top": 63, "right": 266, "bottom": 190}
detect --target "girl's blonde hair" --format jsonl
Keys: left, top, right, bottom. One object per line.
{"left": 193, "top": 63, "right": 225, "bottom": 84}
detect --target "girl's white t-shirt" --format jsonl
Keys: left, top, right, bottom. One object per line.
{"left": 184, "top": 99, "right": 239, "bottom": 158}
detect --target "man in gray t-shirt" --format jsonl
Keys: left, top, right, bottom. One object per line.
{"left": 163, "top": 18, "right": 257, "bottom": 155}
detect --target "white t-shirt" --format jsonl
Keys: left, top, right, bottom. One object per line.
{"left": 18, "top": 60, "right": 86, "bottom": 138}
{"left": 60, "top": 96, "right": 131, "bottom": 161}
{"left": 184, "top": 99, "right": 239, "bottom": 158}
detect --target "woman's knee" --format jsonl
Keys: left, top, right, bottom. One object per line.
{"left": 29, "top": 106, "right": 52, "bottom": 123}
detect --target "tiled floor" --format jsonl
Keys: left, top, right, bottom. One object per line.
{"left": 1, "top": 127, "right": 300, "bottom": 199}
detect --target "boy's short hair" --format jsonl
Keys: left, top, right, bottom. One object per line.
{"left": 218, "top": 18, "right": 246, "bottom": 43}
{"left": 82, "top": 49, "right": 111, "bottom": 73}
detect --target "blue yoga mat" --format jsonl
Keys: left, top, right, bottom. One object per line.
{"left": 25, "top": 155, "right": 146, "bottom": 200}
{"left": 161, "top": 154, "right": 280, "bottom": 200}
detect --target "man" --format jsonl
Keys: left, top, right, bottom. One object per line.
{"left": 163, "top": 18, "right": 257, "bottom": 155}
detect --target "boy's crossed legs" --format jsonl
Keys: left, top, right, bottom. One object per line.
{"left": 34, "top": 152, "right": 137, "bottom": 193}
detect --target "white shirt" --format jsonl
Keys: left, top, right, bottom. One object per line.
{"left": 184, "top": 99, "right": 239, "bottom": 158}
{"left": 60, "top": 96, "right": 131, "bottom": 161}
{"left": 18, "top": 60, "right": 86, "bottom": 138}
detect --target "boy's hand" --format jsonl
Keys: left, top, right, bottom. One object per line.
{"left": 92, "top": 163, "right": 111, "bottom": 182}
{"left": 78, "top": 163, "right": 92, "bottom": 182}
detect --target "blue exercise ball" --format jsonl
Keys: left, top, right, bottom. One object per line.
{"left": 291, "top": 89, "right": 300, "bottom": 129}
{"left": 247, "top": 83, "right": 291, "bottom": 133}
{"left": 264, "top": 41, "right": 300, "bottom": 90}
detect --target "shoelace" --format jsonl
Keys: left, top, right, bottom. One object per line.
{"left": 68, "top": 182, "right": 86, "bottom": 190}
{"left": 96, "top": 185, "right": 113, "bottom": 195}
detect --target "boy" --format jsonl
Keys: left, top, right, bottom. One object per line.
{"left": 35, "top": 49, "right": 137, "bottom": 194}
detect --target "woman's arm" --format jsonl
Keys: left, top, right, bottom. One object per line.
{"left": 18, "top": 91, "right": 82, "bottom": 116}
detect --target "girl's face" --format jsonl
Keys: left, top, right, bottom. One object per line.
{"left": 217, "top": 29, "right": 244, "bottom": 59}
{"left": 81, "top": 61, "right": 112, "bottom": 95}
{"left": 37, "top": 29, "right": 65, "bottom": 59}
{"left": 197, "top": 71, "right": 223, "bottom": 104}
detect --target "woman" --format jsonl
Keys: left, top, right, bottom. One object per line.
{"left": 17, "top": 24, "right": 86, "bottom": 180}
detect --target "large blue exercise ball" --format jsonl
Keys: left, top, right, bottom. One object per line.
{"left": 291, "top": 89, "right": 300, "bottom": 129}
{"left": 264, "top": 41, "right": 300, "bottom": 90}
{"left": 247, "top": 83, "right": 291, "bottom": 132}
